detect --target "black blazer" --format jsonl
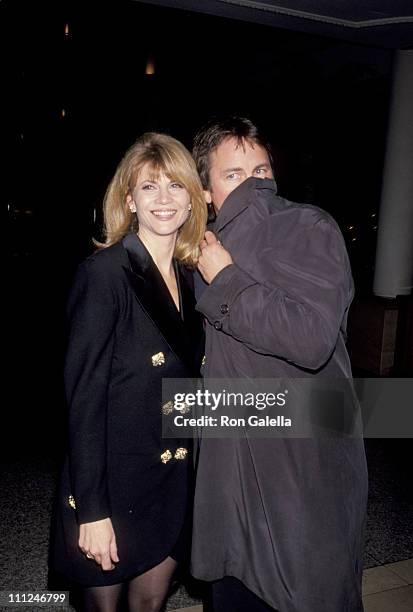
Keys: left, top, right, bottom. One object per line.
{"left": 51, "top": 233, "right": 204, "bottom": 586}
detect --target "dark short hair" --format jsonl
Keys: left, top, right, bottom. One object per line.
{"left": 193, "top": 116, "right": 274, "bottom": 189}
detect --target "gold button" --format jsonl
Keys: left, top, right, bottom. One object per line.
{"left": 151, "top": 352, "right": 165, "bottom": 367}
{"left": 162, "top": 400, "right": 174, "bottom": 415}
{"left": 160, "top": 449, "right": 172, "bottom": 464}
{"left": 174, "top": 447, "right": 188, "bottom": 460}
{"left": 176, "top": 402, "right": 191, "bottom": 414}
{"left": 68, "top": 495, "right": 76, "bottom": 510}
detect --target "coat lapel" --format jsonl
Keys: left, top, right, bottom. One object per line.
{"left": 215, "top": 177, "right": 278, "bottom": 233}
{"left": 122, "top": 233, "right": 202, "bottom": 372}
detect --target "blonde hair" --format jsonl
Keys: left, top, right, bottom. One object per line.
{"left": 95, "top": 132, "right": 207, "bottom": 266}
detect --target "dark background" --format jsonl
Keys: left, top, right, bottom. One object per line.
{"left": 2, "top": 0, "right": 401, "bottom": 456}
{"left": 1, "top": 3, "right": 412, "bottom": 605}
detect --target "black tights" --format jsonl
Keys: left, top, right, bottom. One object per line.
{"left": 81, "top": 556, "right": 177, "bottom": 612}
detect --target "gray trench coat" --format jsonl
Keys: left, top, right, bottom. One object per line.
{"left": 191, "top": 178, "right": 368, "bottom": 612}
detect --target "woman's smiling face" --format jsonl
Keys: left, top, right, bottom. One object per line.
{"left": 127, "top": 163, "right": 191, "bottom": 240}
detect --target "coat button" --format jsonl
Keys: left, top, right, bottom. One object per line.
{"left": 162, "top": 400, "right": 174, "bottom": 415}
{"left": 176, "top": 401, "right": 191, "bottom": 414}
{"left": 160, "top": 450, "right": 172, "bottom": 464}
{"left": 68, "top": 495, "right": 76, "bottom": 510}
{"left": 151, "top": 352, "right": 166, "bottom": 366}
{"left": 174, "top": 447, "right": 188, "bottom": 460}
{"left": 214, "top": 321, "right": 222, "bottom": 330}
{"left": 220, "top": 304, "right": 229, "bottom": 314}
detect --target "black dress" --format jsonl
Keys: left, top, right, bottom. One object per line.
{"left": 50, "top": 233, "right": 204, "bottom": 586}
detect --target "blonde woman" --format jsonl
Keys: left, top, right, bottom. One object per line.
{"left": 51, "top": 133, "right": 206, "bottom": 611}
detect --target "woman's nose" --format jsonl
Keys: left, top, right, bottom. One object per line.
{"left": 156, "top": 187, "right": 172, "bottom": 204}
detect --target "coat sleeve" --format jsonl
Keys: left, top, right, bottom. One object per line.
{"left": 196, "top": 214, "right": 353, "bottom": 371}
{"left": 64, "top": 257, "right": 117, "bottom": 524}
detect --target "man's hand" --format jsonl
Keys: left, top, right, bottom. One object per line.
{"left": 198, "top": 231, "right": 233, "bottom": 284}
{"left": 79, "top": 517, "right": 119, "bottom": 570}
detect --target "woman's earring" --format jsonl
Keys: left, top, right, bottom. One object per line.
{"left": 188, "top": 204, "right": 192, "bottom": 211}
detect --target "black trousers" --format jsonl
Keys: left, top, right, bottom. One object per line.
{"left": 209, "top": 576, "right": 276, "bottom": 612}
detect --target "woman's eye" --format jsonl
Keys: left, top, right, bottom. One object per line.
{"left": 171, "top": 182, "right": 184, "bottom": 189}
{"left": 142, "top": 183, "right": 156, "bottom": 190}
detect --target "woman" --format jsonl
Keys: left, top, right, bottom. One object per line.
{"left": 51, "top": 133, "right": 206, "bottom": 611}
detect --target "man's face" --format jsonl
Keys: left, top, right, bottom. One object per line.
{"left": 205, "top": 137, "right": 273, "bottom": 211}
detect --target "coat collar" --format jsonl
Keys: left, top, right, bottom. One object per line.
{"left": 214, "top": 177, "right": 278, "bottom": 233}
{"left": 121, "top": 233, "right": 202, "bottom": 373}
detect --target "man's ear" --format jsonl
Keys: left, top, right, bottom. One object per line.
{"left": 204, "top": 189, "right": 212, "bottom": 204}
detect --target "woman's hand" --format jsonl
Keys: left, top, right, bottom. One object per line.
{"left": 79, "top": 517, "right": 119, "bottom": 570}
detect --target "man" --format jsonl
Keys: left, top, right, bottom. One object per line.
{"left": 191, "top": 117, "right": 368, "bottom": 612}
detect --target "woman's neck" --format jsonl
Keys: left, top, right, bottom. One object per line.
{"left": 137, "top": 230, "right": 176, "bottom": 277}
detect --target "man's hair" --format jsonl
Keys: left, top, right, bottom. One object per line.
{"left": 193, "top": 116, "right": 274, "bottom": 189}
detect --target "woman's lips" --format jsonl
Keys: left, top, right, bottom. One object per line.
{"left": 151, "top": 209, "right": 177, "bottom": 219}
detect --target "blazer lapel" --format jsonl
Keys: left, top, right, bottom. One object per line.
{"left": 122, "top": 233, "right": 201, "bottom": 371}
{"left": 177, "top": 263, "right": 205, "bottom": 374}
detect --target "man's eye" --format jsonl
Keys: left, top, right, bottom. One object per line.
{"left": 255, "top": 168, "right": 266, "bottom": 175}
{"left": 226, "top": 173, "right": 239, "bottom": 180}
